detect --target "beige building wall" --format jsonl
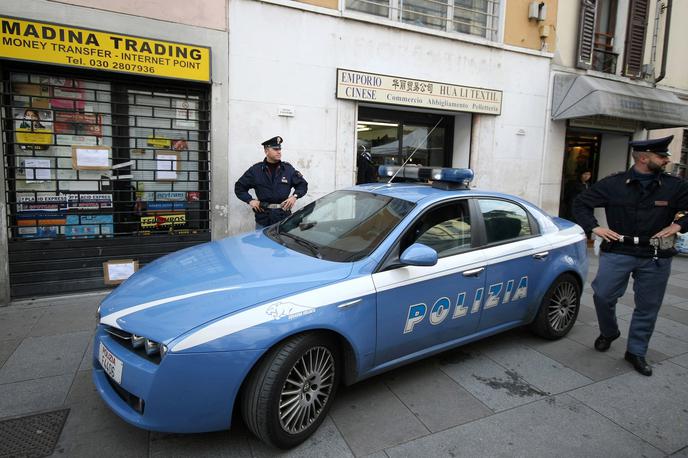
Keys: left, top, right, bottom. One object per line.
{"left": 654, "top": 0, "right": 688, "bottom": 91}
{"left": 552, "top": 0, "right": 578, "bottom": 68}
{"left": 48, "top": 0, "right": 227, "bottom": 30}
{"left": 295, "top": 0, "right": 338, "bottom": 9}
{"left": 504, "top": 0, "right": 558, "bottom": 52}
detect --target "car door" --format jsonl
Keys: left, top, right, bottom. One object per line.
{"left": 473, "top": 198, "right": 553, "bottom": 331}
{"left": 372, "top": 199, "right": 487, "bottom": 366}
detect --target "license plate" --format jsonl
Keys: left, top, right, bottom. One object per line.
{"left": 99, "top": 342, "right": 123, "bottom": 384}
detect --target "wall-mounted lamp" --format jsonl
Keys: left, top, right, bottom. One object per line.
{"left": 528, "top": 1, "right": 547, "bottom": 21}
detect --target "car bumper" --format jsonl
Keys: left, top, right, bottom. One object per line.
{"left": 92, "top": 327, "right": 263, "bottom": 433}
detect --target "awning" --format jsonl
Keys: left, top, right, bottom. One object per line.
{"left": 552, "top": 74, "right": 688, "bottom": 128}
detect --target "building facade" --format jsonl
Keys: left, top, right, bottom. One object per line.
{"left": 2, "top": 0, "right": 685, "bottom": 303}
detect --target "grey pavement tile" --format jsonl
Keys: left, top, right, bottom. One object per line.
{"left": 662, "top": 292, "right": 688, "bottom": 307}
{"left": 666, "top": 283, "right": 688, "bottom": 299}
{"left": 652, "top": 316, "right": 688, "bottom": 342}
{"left": 566, "top": 322, "right": 668, "bottom": 362}
{"left": 0, "top": 374, "right": 73, "bottom": 418}
{"left": 480, "top": 340, "right": 593, "bottom": 393}
{"left": 672, "top": 448, "right": 688, "bottom": 457}
{"left": 659, "top": 304, "right": 688, "bottom": 326}
{"left": 617, "top": 316, "right": 688, "bottom": 357}
{"left": 674, "top": 301, "right": 688, "bottom": 312}
{"left": 151, "top": 430, "right": 252, "bottom": 458}
{"left": 0, "top": 330, "right": 91, "bottom": 384}
{"left": 79, "top": 336, "right": 95, "bottom": 372}
{"left": 575, "top": 303, "right": 599, "bottom": 325}
{"left": 384, "top": 394, "right": 664, "bottom": 458}
{"left": 570, "top": 361, "right": 688, "bottom": 454}
{"left": 29, "top": 301, "right": 99, "bottom": 337}
{"left": 669, "top": 353, "right": 688, "bottom": 369}
{"left": 668, "top": 277, "right": 688, "bottom": 289}
{"left": 53, "top": 371, "right": 149, "bottom": 457}
{"left": 52, "top": 426, "right": 149, "bottom": 457}
{"left": 438, "top": 347, "right": 548, "bottom": 412}
{"left": 250, "top": 416, "right": 353, "bottom": 458}
{"left": 0, "top": 338, "right": 20, "bottom": 367}
{"left": 11, "top": 291, "right": 108, "bottom": 310}
{"left": 523, "top": 335, "right": 629, "bottom": 381}
{"left": 0, "top": 307, "right": 45, "bottom": 340}
{"left": 360, "top": 453, "right": 389, "bottom": 458}
{"left": 383, "top": 359, "right": 492, "bottom": 433}
{"left": 329, "top": 380, "right": 428, "bottom": 456}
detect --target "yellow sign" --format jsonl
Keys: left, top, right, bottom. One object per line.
{"left": 147, "top": 136, "right": 171, "bottom": 148}
{"left": 0, "top": 16, "right": 211, "bottom": 82}
{"left": 141, "top": 214, "right": 186, "bottom": 229}
{"left": 336, "top": 69, "right": 502, "bottom": 115}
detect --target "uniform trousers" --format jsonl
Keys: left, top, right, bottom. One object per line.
{"left": 592, "top": 252, "right": 672, "bottom": 356}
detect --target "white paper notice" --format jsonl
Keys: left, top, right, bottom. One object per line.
{"left": 24, "top": 159, "right": 51, "bottom": 182}
{"left": 107, "top": 262, "right": 136, "bottom": 281}
{"left": 156, "top": 154, "right": 178, "bottom": 180}
{"left": 76, "top": 148, "right": 109, "bottom": 168}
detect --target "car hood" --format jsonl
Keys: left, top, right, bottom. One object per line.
{"left": 99, "top": 230, "right": 353, "bottom": 342}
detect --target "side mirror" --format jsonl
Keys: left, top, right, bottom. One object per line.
{"left": 400, "top": 243, "right": 438, "bottom": 267}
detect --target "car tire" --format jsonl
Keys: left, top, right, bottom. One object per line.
{"left": 241, "top": 333, "right": 340, "bottom": 449}
{"left": 529, "top": 273, "right": 580, "bottom": 340}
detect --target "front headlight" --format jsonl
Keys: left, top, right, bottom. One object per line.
{"left": 160, "top": 344, "right": 169, "bottom": 360}
{"left": 144, "top": 339, "right": 160, "bottom": 355}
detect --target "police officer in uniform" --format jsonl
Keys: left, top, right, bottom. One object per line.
{"left": 234, "top": 136, "right": 308, "bottom": 228}
{"left": 573, "top": 135, "right": 688, "bottom": 376}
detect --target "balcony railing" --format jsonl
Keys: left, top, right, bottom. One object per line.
{"left": 592, "top": 48, "right": 618, "bottom": 74}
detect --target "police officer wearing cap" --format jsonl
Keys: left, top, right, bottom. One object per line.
{"left": 573, "top": 135, "right": 688, "bottom": 376}
{"left": 234, "top": 136, "right": 308, "bottom": 228}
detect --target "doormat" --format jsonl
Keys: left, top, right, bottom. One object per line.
{"left": 0, "top": 409, "right": 69, "bottom": 458}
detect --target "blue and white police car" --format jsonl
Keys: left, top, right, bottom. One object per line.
{"left": 93, "top": 167, "right": 587, "bottom": 448}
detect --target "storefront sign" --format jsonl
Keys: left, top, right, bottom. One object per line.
{"left": 141, "top": 214, "right": 186, "bottom": 229}
{"left": 0, "top": 16, "right": 211, "bottom": 82}
{"left": 336, "top": 69, "right": 502, "bottom": 115}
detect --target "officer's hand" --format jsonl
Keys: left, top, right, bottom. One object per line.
{"left": 249, "top": 200, "right": 263, "bottom": 212}
{"left": 281, "top": 195, "right": 297, "bottom": 211}
{"left": 592, "top": 226, "right": 620, "bottom": 242}
{"left": 653, "top": 223, "right": 681, "bottom": 238}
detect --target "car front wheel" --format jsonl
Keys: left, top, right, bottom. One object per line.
{"left": 241, "top": 333, "right": 340, "bottom": 449}
{"left": 529, "top": 273, "right": 580, "bottom": 340}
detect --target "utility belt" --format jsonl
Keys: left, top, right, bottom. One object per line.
{"left": 259, "top": 202, "right": 284, "bottom": 210}
{"left": 606, "top": 234, "right": 676, "bottom": 260}
{"left": 614, "top": 235, "right": 675, "bottom": 249}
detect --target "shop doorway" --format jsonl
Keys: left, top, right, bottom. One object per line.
{"left": 355, "top": 107, "right": 454, "bottom": 184}
{"left": 559, "top": 131, "right": 601, "bottom": 220}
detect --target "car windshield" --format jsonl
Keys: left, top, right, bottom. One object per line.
{"left": 267, "top": 190, "right": 415, "bottom": 262}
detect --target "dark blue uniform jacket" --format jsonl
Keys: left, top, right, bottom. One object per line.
{"left": 234, "top": 160, "right": 308, "bottom": 226}
{"left": 572, "top": 169, "right": 688, "bottom": 258}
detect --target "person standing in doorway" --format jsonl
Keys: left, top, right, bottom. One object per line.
{"left": 572, "top": 135, "right": 688, "bottom": 376}
{"left": 235, "top": 136, "right": 308, "bottom": 229}
{"left": 564, "top": 170, "right": 592, "bottom": 227}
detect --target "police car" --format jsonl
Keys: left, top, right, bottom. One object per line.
{"left": 93, "top": 167, "right": 587, "bottom": 449}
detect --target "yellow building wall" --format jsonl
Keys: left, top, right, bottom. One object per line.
{"left": 504, "top": 0, "right": 558, "bottom": 52}
{"left": 295, "top": 0, "right": 338, "bottom": 9}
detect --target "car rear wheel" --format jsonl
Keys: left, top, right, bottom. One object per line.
{"left": 241, "top": 333, "right": 340, "bottom": 449}
{"left": 529, "top": 273, "right": 580, "bottom": 340}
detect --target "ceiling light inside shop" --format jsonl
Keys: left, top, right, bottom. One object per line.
{"left": 358, "top": 121, "right": 399, "bottom": 127}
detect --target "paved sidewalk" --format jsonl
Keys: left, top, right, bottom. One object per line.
{"left": 1, "top": 251, "right": 687, "bottom": 457}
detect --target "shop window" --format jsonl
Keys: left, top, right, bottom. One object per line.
{"left": 671, "top": 130, "right": 688, "bottom": 179}
{"left": 345, "top": 0, "right": 500, "bottom": 40}
{"left": 356, "top": 107, "right": 453, "bottom": 184}
{"left": 1, "top": 69, "right": 210, "bottom": 297}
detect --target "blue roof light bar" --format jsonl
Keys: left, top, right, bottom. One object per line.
{"left": 378, "top": 165, "right": 474, "bottom": 189}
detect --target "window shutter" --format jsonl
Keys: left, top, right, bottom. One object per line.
{"left": 576, "top": 0, "right": 598, "bottom": 69}
{"left": 623, "top": 0, "right": 649, "bottom": 77}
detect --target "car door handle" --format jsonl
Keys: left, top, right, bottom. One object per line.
{"left": 533, "top": 251, "right": 549, "bottom": 260}
{"left": 462, "top": 267, "right": 485, "bottom": 277}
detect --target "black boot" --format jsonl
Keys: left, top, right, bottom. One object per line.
{"left": 624, "top": 352, "right": 652, "bottom": 376}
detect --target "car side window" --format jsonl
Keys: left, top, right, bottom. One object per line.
{"left": 478, "top": 199, "right": 532, "bottom": 244}
{"left": 401, "top": 201, "right": 471, "bottom": 258}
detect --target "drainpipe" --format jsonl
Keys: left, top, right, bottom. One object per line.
{"left": 656, "top": 0, "right": 672, "bottom": 83}
{"left": 649, "top": 0, "right": 662, "bottom": 74}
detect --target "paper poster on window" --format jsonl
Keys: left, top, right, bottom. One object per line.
{"left": 155, "top": 151, "right": 179, "bottom": 180}
{"left": 173, "top": 98, "right": 198, "bottom": 129}
{"left": 103, "top": 259, "right": 138, "bottom": 285}
{"left": 22, "top": 158, "right": 51, "bottom": 182}
{"left": 72, "top": 145, "right": 111, "bottom": 170}
{"left": 14, "top": 108, "right": 53, "bottom": 146}
{"left": 54, "top": 112, "right": 102, "bottom": 137}
{"left": 49, "top": 78, "right": 86, "bottom": 110}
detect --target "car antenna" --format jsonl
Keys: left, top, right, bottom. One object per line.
{"left": 387, "top": 117, "right": 444, "bottom": 183}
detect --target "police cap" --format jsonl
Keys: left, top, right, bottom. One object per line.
{"left": 261, "top": 136, "right": 283, "bottom": 149}
{"left": 629, "top": 135, "right": 674, "bottom": 157}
